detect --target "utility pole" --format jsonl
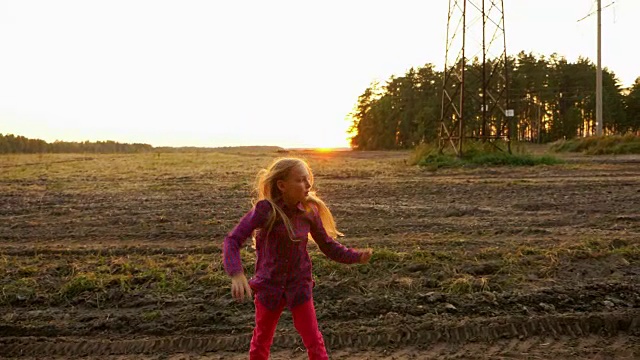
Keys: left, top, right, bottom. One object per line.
{"left": 579, "top": 0, "right": 612, "bottom": 136}
{"left": 596, "top": 0, "right": 603, "bottom": 136}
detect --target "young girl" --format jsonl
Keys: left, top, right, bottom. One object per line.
{"left": 223, "top": 157, "right": 373, "bottom": 360}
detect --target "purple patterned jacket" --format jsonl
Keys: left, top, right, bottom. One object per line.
{"left": 223, "top": 199, "right": 361, "bottom": 310}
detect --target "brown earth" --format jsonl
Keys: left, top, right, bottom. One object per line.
{"left": 0, "top": 149, "right": 639, "bottom": 359}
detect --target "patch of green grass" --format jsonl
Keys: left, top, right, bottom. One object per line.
{"left": 560, "top": 237, "right": 637, "bottom": 261}
{"left": 310, "top": 253, "right": 353, "bottom": 276}
{"left": 17, "top": 266, "right": 39, "bottom": 277}
{"left": 108, "top": 274, "right": 134, "bottom": 291}
{"left": 408, "top": 143, "right": 438, "bottom": 165}
{"left": 611, "top": 245, "right": 640, "bottom": 260}
{"left": 141, "top": 310, "right": 161, "bottom": 322}
{"left": 432, "top": 251, "right": 455, "bottom": 261}
{"left": 0, "top": 278, "right": 39, "bottom": 304}
{"left": 412, "top": 141, "right": 561, "bottom": 169}
{"left": 141, "top": 268, "right": 167, "bottom": 286}
{"left": 467, "top": 153, "right": 560, "bottom": 166}
{"left": 417, "top": 153, "right": 464, "bottom": 170}
{"left": 443, "top": 274, "right": 490, "bottom": 294}
{"left": 197, "top": 272, "right": 229, "bottom": 287}
{"left": 550, "top": 134, "right": 640, "bottom": 155}
{"left": 371, "top": 248, "right": 403, "bottom": 262}
{"left": 407, "top": 249, "right": 435, "bottom": 264}
{"left": 60, "top": 274, "right": 101, "bottom": 299}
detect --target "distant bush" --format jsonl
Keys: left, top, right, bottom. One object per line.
{"left": 550, "top": 134, "right": 640, "bottom": 155}
{"left": 411, "top": 141, "right": 562, "bottom": 169}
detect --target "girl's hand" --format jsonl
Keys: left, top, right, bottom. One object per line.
{"left": 231, "top": 273, "right": 252, "bottom": 302}
{"left": 358, "top": 248, "right": 373, "bottom": 264}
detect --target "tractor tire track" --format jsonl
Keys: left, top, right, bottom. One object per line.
{"left": 1, "top": 310, "right": 638, "bottom": 358}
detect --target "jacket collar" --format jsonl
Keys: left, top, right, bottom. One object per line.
{"left": 275, "top": 198, "right": 306, "bottom": 213}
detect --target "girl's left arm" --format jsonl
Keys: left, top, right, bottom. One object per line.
{"left": 309, "top": 208, "right": 363, "bottom": 264}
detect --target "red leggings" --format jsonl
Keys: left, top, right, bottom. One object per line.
{"left": 250, "top": 296, "right": 328, "bottom": 360}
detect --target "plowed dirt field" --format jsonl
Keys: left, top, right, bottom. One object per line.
{"left": 1, "top": 149, "right": 638, "bottom": 359}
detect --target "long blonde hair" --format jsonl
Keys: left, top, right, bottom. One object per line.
{"left": 253, "top": 157, "right": 342, "bottom": 242}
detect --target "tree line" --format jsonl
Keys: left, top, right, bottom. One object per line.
{"left": 0, "top": 134, "right": 153, "bottom": 154}
{"left": 349, "top": 52, "right": 640, "bottom": 150}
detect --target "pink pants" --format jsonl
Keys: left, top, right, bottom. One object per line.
{"left": 249, "top": 296, "right": 328, "bottom": 360}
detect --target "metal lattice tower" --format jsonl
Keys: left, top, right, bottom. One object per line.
{"left": 439, "top": 0, "right": 511, "bottom": 156}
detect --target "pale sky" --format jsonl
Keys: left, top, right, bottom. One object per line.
{"left": 1, "top": 0, "right": 638, "bottom": 149}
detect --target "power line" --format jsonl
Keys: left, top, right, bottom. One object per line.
{"left": 577, "top": 1, "right": 615, "bottom": 22}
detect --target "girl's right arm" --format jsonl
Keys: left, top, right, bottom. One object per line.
{"left": 222, "top": 200, "right": 271, "bottom": 279}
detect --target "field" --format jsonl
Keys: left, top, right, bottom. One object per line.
{"left": 1, "top": 149, "right": 639, "bottom": 359}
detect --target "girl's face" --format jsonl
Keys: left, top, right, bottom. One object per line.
{"left": 277, "top": 164, "right": 311, "bottom": 205}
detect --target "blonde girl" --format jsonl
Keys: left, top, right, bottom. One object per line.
{"left": 223, "top": 157, "right": 372, "bottom": 360}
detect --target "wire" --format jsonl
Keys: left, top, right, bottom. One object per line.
{"left": 586, "top": 0, "right": 597, "bottom": 18}
{"left": 577, "top": 1, "right": 616, "bottom": 23}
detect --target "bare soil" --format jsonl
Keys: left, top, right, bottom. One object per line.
{"left": 0, "top": 149, "right": 639, "bottom": 359}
